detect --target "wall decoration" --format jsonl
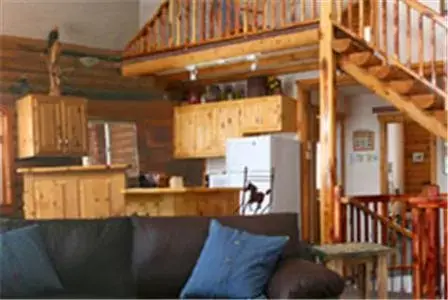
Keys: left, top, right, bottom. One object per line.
{"left": 412, "top": 152, "right": 425, "bottom": 163}
{"left": 353, "top": 130, "right": 375, "bottom": 152}
{"left": 443, "top": 142, "right": 448, "bottom": 175}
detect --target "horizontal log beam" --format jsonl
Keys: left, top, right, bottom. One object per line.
{"left": 159, "top": 47, "right": 319, "bottom": 82}
{"left": 186, "top": 61, "right": 319, "bottom": 87}
{"left": 0, "top": 70, "right": 158, "bottom": 93}
{"left": 122, "top": 29, "right": 320, "bottom": 76}
{"left": 0, "top": 34, "right": 121, "bottom": 61}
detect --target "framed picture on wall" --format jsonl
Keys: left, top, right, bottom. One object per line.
{"left": 353, "top": 130, "right": 375, "bottom": 152}
{"left": 443, "top": 142, "right": 448, "bottom": 175}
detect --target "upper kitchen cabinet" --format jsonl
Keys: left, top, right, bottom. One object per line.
{"left": 174, "top": 95, "right": 297, "bottom": 158}
{"left": 240, "top": 95, "right": 297, "bottom": 135}
{"left": 16, "top": 94, "right": 88, "bottom": 158}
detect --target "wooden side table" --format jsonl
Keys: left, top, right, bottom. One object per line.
{"left": 312, "top": 242, "right": 394, "bottom": 299}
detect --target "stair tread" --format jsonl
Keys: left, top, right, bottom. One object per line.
{"left": 407, "top": 94, "right": 437, "bottom": 109}
{"left": 368, "top": 65, "right": 411, "bottom": 81}
{"left": 389, "top": 79, "right": 429, "bottom": 95}
{"left": 333, "top": 38, "right": 362, "bottom": 54}
{"left": 349, "top": 51, "right": 382, "bottom": 67}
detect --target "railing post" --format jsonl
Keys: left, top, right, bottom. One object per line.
{"left": 318, "top": 0, "right": 337, "bottom": 245}
{"left": 411, "top": 199, "right": 423, "bottom": 299}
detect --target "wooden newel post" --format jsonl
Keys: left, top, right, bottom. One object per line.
{"left": 333, "top": 185, "right": 347, "bottom": 243}
{"left": 319, "top": 0, "right": 337, "bottom": 244}
{"left": 411, "top": 199, "right": 423, "bottom": 299}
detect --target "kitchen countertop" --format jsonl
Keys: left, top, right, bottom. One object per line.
{"left": 122, "top": 187, "right": 241, "bottom": 194}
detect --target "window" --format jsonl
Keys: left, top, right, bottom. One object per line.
{"left": 83, "top": 120, "right": 140, "bottom": 177}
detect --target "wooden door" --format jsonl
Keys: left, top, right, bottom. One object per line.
{"left": 62, "top": 98, "right": 88, "bottom": 155}
{"left": 403, "top": 120, "right": 434, "bottom": 194}
{"left": 33, "top": 97, "right": 63, "bottom": 155}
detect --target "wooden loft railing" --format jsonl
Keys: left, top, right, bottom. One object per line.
{"left": 123, "top": 0, "right": 321, "bottom": 59}
{"left": 333, "top": 0, "right": 448, "bottom": 108}
{"left": 334, "top": 186, "right": 448, "bottom": 299}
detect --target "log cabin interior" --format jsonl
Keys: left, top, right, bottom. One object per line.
{"left": 0, "top": 0, "right": 447, "bottom": 299}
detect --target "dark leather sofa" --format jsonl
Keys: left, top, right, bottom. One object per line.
{"left": 0, "top": 213, "right": 345, "bottom": 299}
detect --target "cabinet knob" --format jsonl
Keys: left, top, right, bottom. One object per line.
{"left": 58, "top": 138, "right": 63, "bottom": 145}
{"left": 65, "top": 139, "right": 69, "bottom": 145}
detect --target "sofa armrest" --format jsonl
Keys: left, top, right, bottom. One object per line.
{"left": 267, "top": 258, "right": 345, "bottom": 299}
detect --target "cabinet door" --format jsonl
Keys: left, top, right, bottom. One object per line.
{"left": 194, "top": 106, "right": 216, "bottom": 157}
{"left": 33, "top": 97, "right": 63, "bottom": 155}
{"left": 32, "top": 179, "right": 65, "bottom": 218}
{"left": 241, "top": 97, "right": 282, "bottom": 134}
{"left": 174, "top": 107, "right": 197, "bottom": 158}
{"left": 62, "top": 98, "right": 88, "bottom": 155}
{"left": 214, "top": 104, "right": 242, "bottom": 156}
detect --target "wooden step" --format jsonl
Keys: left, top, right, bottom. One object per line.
{"left": 389, "top": 80, "right": 429, "bottom": 95}
{"left": 349, "top": 51, "right": 382, "bottom": 67}
{"left": 368, "top": 65, "right": 410, "bottom": 81}
{"left": 408, "top": 94, "right": 436, "bottom": 109}
{"left": 332, "top": 39, "right": 361, "bottom": 54}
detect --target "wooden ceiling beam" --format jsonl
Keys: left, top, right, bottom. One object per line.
{"left": 159, "top": 48, "right": 319, "bottom": 82}
{"left": 122, "top": 29, "right": 320, "bottom": 76}
{"left": 185, "top": 61, "right": 319, "bottom": 87}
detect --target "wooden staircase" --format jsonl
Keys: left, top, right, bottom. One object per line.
{"left": 333, "top": 38, "right": 447, "bottom": 140}
{"left": 332, "top": 0, "right": 447, "bottom": 140}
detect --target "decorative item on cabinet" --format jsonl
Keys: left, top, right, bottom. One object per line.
{"left": 247, "top": 76, "right": 268, "bottom": 97}
{"left": 224, "top": 85, "right": 236, "bottom": 100}
{"left": 187, "top": 90, "right": 200, "bottom": 104}
{"left": 138, "top": 172, "right": 169, "bottom": 188}
{"left": 267, "top": 76, "right": 282, "bottom": 95}
{"left": 16, "top": 94, "right": 88, "bottom": 159}
{"left": 234, "top": 87, "right": 245, "bottom": 99}
{"left": 205, "top": 85, "right": 222, "bottom": 102}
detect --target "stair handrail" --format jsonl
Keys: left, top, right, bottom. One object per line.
{"left": 402, "top": 0, "right": 448, "bottom": 29}
{"left": 123, "top": 0, "right": 322, "bottom": 59}
{"left": 124, "top": 0, "right": 170, "bottom": 53}
{"left": 333, "top": 0, "right": 447, "bottom": 102}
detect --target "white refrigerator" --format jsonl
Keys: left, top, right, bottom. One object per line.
{"left": 218, "top": 134, "right": 301, "bottom": 224}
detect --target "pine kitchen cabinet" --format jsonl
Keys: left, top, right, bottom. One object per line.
{"left": 16, "top": 94, "right": 88, "bottom": 158}
{"left": 174, "top": 95, "right": 297, "bottom": 158}
{"left": 18, "top": 164, "right": 128, "bottom": 219}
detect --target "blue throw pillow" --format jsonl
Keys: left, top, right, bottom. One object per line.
{"left": 180, "top": 219, "right": 289, "bottom": 299}
{"left": 0, "top": 224, "right": 64, "bottom": 297}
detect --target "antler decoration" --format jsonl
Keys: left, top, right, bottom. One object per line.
{"left": 47, "top": 26, "right": 61, "bottom": 96}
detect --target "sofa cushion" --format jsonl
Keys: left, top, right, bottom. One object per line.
{"left": 0, "top": 225, "right": 63, "bottom": 298}
{"left": 180, "top": 220, "right": 289, "bottom": 298}
{"left": 267, "top": 258, "right": 345, "bottom": 298}
{"left": 131, "top": 213, "right": 302, "bottom": 298}
{"left": 0, "top": 217, "right": 135, "bottom": 298}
